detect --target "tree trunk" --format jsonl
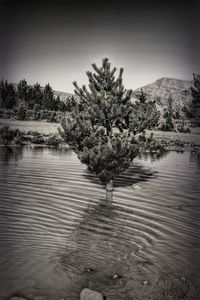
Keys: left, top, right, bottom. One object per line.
{"left": 106, "top": 179, "right": 113, "bottom": 202}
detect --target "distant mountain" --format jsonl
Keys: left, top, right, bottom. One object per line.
{"left": 132, "top": 77, "right": 193, "bottom": 113}
{"left": 54, "top": 90, "right": 73, "bottom": 102}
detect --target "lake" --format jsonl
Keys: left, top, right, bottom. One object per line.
{"left": 0, "top": 147, "right": 200, "bottom": 299}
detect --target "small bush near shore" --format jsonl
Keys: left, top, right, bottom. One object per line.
{"left": 46, "top": 134, "right": 64, "bottom": 147}
{"left": 31, "top": 135, "right": 45, "bottom": 144}
{"left": 0, "top": 126, "right": 65, "bottom": 148}
{"left": 0, "top": 126, "right": 23, "bottom": 145}
{"left": 26, "top": 130, "right": 44, "bottom": 136}
{"left": 159, "top": 121, "right": 174, "bottom": 132}
{"left": 176, "top": 122, "right": 191, "bottom": 133}
{"left": 17, "top": 105, "right": 27, "bottom": 121}
{"left": 138, "top": 132, "right": 167, "bottom": 158}
{"left": 171, "top": 139, "right": 185, "bottom": 148}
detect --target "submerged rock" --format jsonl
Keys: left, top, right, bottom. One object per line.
{"left": 85, "top": 267, "right": 95, "bottom": 272}
{"left": 80, "top": 288, "right": 104, "bottom": 300}
{"left": 112, "top": 274, "right": 122, "bottom": 279}
{"left": 132, "top": 184, "right": 143, "bottom": 191}
{"left": 142, "top": 280, "right": 150, "bottom": 286}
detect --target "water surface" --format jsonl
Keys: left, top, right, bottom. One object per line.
{"left": 0, "top": 147, "right": 200, "bottom": 299}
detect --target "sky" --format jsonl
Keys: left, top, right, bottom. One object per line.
{"left": 0, "top": 0, "right": 200, "bottom": 93}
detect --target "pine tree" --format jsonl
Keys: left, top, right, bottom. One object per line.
{"left": 191, "top": 73, "right": 200, "bottom": 126}
{"left": 0, "top": 79, "right": 16, "bottom": 109}
{"left": 0, "top": 79, "right": 4, "bottom": 108}
{"left": 17, "top": 79, "right": 28, "bottom": 104}
{"left": 32, "top": 83, "right": 43, "bottom": 109}
{"left": 134, "top": 89, "right": 160, "bottom": 131}
{"left": 64, "top": 95, "right": 77, "bottom": 112}
{"left": 137, "top": 89, "right": 148, "bottom": 104}
{"left": 161, "top": 95, "right": 174, "bottom": 131}
{"left": 42, "top": 83, "right": 55, "bottom": 110}
{"left": 60, "top": 58, "right": 163, "bottom": 201}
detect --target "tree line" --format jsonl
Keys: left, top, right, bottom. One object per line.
{"left": 0, "top": 79, "right": 76, "bottom": 112}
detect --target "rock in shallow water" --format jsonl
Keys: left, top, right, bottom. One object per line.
{"left": 132, "top": 184, "right": 143, "bottom": 191}
{"left": 142, "top": 280, "right": 150, "bottom": 286}
{"left": 80, "top": 288, "right": 104, "bottom": 300}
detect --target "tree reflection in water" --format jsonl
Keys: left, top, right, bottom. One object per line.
{"left": 0, "top": 146, "right": 23, "bottom": 165}
{"left": 50, "top": 199, "right": 156, "bottom": 299}
{"left": 190, "top": 151, "right": 200, "bottom": 166}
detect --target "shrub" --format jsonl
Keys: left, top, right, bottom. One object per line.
{"left": 13, "top": 131, "right": 23, "bottom": 145}
{"left": 159, "top": 119, "right": 174, "bottom": 131}
{"left": 31, "top": 135, "right": 45, "bottom": 144}
{"left": 45, "top": 133, "right": 63, "bottom": 147}
{"left": 46, "top": 111, "right": 57, "bottom": 122}
{"left": 172, "top": 139, "right": 185, "bottom": 148}
{"left": 33, "top": 109, "right": 41, "bottom": 121}
{"left": 26, "top": 130, "right": 40, "bottom": 136}
{"left": 176, "top": 122, "right": 190, "bottom": 133}
{"left": 137, "top": 132, "right": 167, "bottom": 158}
{"left": 174, "top": 110, "right": 181, "bottom": 119}
{"left": 0, "top": 126, "right": 23, "bottom": 145}
{"left": 17, "top": 105, "right": 27, "bottom": 121}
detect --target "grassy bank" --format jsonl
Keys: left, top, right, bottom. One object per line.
{"left": 0, "top": 118, "right": 61, "bottom": 134}
{"left": 145, "top": 128, "right": 200, "bottom": 151}
{"left": 146, "top": 128, "right": 200, "bottom": 145}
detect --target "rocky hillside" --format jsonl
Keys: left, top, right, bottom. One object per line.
{"left": 54, "top": 90, "right": 73, "bottom": 102}
{"left": 132, "top": 77, "right": 193, "bottom": 113}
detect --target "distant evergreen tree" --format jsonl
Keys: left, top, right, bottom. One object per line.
{"left": 137, "top": 88, "right": 148, "bottom": 103}
{"left": 133, "top": 89, "right": 160, "bottom": 131}
{"left": 55, "top": 95, "right": 76, "bottom": 112}
{"left": 57, "top": 96, "right": 66, "bottom": 112}
{"left": 32, "top": 83, "right": 43, "bottom": 108}
{"left": 17, "top": 104, "right": 27, "bottom": 120}
{"left": 191, "top": 73, "right": 200, "bottom": 126}
{"left": 64, "top": 95, "right": 77, "bottom": 112}
{"left": 56, "top": 95, "right": 62, "bottom": 110}
{"left": 0, "top": 79, "right": 4, "bottom": 108}
{"left": 161, "top": 95, "right": 174, "bottom": 131}
{"left": 60, "top": 58, "right": 163, "bottom": 202}
{"left": 17, "top": 79, "right": 28, "bottom": 104}
{"left": 42, "top": 83, "right": 55, "bottom": 110}
{"left": 0, "top": 79, "right": 16, "bottom": 109}
{"left": 54, "top": 95, "right": 63, "bottom": 111}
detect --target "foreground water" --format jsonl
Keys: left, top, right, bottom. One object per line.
{"left": 0, "top": 147, "right": 200, "bottom": 299}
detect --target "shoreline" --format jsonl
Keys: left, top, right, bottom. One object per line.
{"left": 0, "top": 118, "right": 200, "bottom": 152}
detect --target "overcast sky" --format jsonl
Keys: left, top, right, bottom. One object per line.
{"left": 0, "top": 0, "right": 200, "bottom": 92}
